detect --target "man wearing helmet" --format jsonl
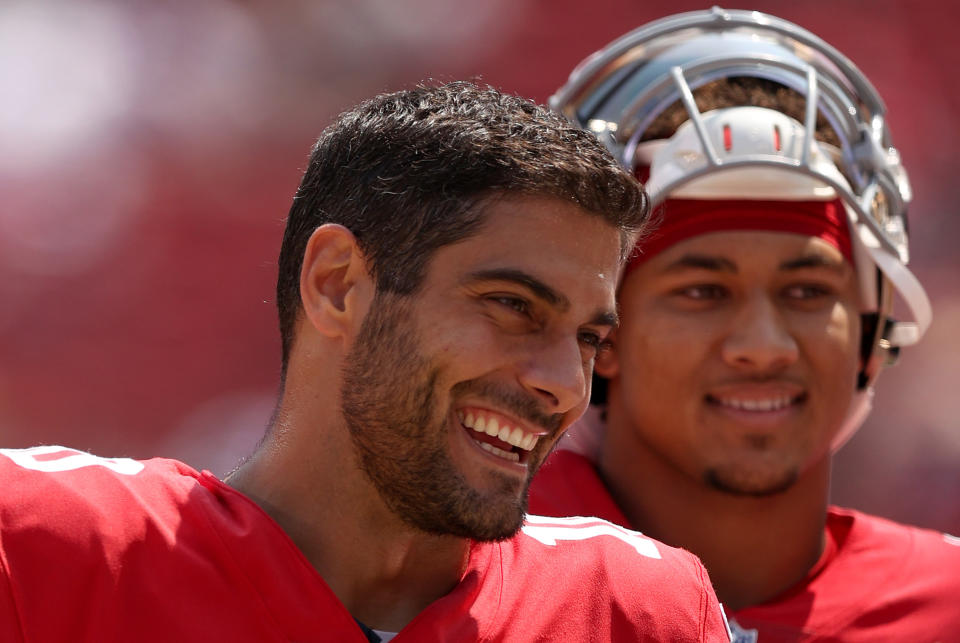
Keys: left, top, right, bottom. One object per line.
{"left": 529, "top": 8, "right": 960, "bottom": 641}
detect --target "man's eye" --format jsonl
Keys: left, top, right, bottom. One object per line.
{"left": 676, "top": 284, "right": 727, "bottom": 300}
{"left": 490, "top": 295, "right": 530, "bottom": 316}
{"left": 578, "top": 331, "right": 611, "bottom": 353}
{"left": 783, "top": 284, "right": 832, "bottom": 300}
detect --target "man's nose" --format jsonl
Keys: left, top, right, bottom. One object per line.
{"left": 516, "top": 337, "right": 589, "bottom": 415}
{"left": 720, "top": 294, "right": 799, "bottom": 373}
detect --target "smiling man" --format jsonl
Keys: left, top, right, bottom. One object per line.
{"left": 529, "top": 8, "right": 960, "bottom": 642}
{"left": 0, "top": 82, "right": 731, "bottom": 641}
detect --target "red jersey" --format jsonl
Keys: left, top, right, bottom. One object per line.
{"left": 0, "top": 446, "right": 730, "bottom": 642}
{"left": 530, "top": 449, "right": 960, "bottom": 642}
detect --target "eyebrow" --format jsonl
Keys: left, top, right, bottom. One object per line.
{"left": 660, "top": 252, "right": 847, "bottom": 275}
{"left": 465, "top": 268, "right": 618, "bottom": 328}
{"left": 661, "top": 254, "right": 738, "bottom": 274}
{"left": 779, "top": 254, "right": 847, "bottom": 273}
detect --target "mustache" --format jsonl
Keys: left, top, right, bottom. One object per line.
{"left": 450, "top": 379, "right": 564, "bottom": 435}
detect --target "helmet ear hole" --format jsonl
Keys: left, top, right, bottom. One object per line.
{"left": 858, "top": 318, "right": 902, "bottom": 389}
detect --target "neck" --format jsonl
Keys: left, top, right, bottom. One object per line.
{"left": 225, "top": 393, "right": 469, "bottom": 632}
{"left": 598, "top": 405, "right": 829, "bottom": 610}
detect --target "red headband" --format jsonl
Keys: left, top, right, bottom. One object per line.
{"left": 625, "top": 198, "right": 853, "bottom": 279}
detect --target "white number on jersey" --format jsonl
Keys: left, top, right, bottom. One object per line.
{"left": 522, "top": 514, "right": 661, "bottom": 559}
{"left": 0, "top": 445, "right": 144, "bottom": 475}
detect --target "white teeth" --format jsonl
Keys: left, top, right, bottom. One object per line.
{"left": 719, "top": 396, "right": 793, "bottom": 411}
{"left": 479, "top": 442, "right": 520, "bottom": 462}
{"left": 460, "top": 410, "right": 540, "bottom": 452}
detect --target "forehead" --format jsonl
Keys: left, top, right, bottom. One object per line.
{"left": 426, "top": 195, "right": 622, "bottom": 307}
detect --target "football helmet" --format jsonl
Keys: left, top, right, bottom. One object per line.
{"left": 552, "top": 7, "right": 931, "bottom": 447}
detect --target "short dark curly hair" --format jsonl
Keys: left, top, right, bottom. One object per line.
{"left": 276, "top": 81, "right": 649, "bottom": 373}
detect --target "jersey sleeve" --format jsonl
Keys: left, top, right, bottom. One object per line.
{"left": 0, "top": 446, "right": 170, "bottom": 641}
{"left": 0, "top": 446, "right": 377, "bottom": 642}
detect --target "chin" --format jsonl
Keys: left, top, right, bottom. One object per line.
{"left": 398, "top": 471, "right": 531, "bottom": 541}
{"left": 704, "top": 467, "right": 799, "bottom": 497}
{"left": 427, "top": 495, "right": 527, "bottom": 542}
{"left": 464, "top": 486, "right": 530, "bottom": 541}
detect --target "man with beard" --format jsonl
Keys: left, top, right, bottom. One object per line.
{"left": 528, "top": 8, "right": 960, "bottom": 642}
{"left": 0, "top": 82, "right": 732, "bottom": 642}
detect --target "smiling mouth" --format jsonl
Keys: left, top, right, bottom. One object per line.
{"left": 706, "top": 392, "right": 807, "bottom": 412}
{"left": 457, "top": 408, "right": 542, "bottom": 464}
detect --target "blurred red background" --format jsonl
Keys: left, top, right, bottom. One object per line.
{"left": 2, "top": 0, "right": 958, "bottom": 534}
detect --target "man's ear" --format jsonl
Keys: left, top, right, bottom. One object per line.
{"left": 594, "top": 327, "right": 620, "bottom": 379}
{"left": 299, "top": 224, "right": 372, "bottom": 339}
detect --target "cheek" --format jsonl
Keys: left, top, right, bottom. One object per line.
{"left": 429, "top": 314, "right": 538, "bottom": 383}
{"left": 615, "top": 316, "right": 702, "bottom": 393}
{"left": 621, "top": 304, "right": 709, "bottom": 361}
{"left": 818, "top": 303, "right": 861, "bottom": 370}
{"left": 799, "top": 304, "right": 861, "bottom": 416}
{"left": 430, "top": 307, "right": 499, "bottom": 351}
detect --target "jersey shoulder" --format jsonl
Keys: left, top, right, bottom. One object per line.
{"left": 0, "top": 445, "right": 204, "bottom": 586}
{"left": 525, "top": 450, "right": 730, "bottom": 640}
{"left": 495, "top": 514, "right": 730, "bottom": 641}
{"left": 0, "top": 446, "right": 367, "bottom": 642}
{"left": 0, "top": 445, "right": 198, "bottom": 538}
{"left": 827, "top": 506, "right": 960, "bottom": 602}
{"left": 732, "top": 506, "right": 960, "bottom": 641}
{"left": 825, "top": 506, "right": 960, "bottom": 581}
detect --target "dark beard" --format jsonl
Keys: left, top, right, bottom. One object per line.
{"left": 340, "top": 292, "right": 533, "bottom": 541}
